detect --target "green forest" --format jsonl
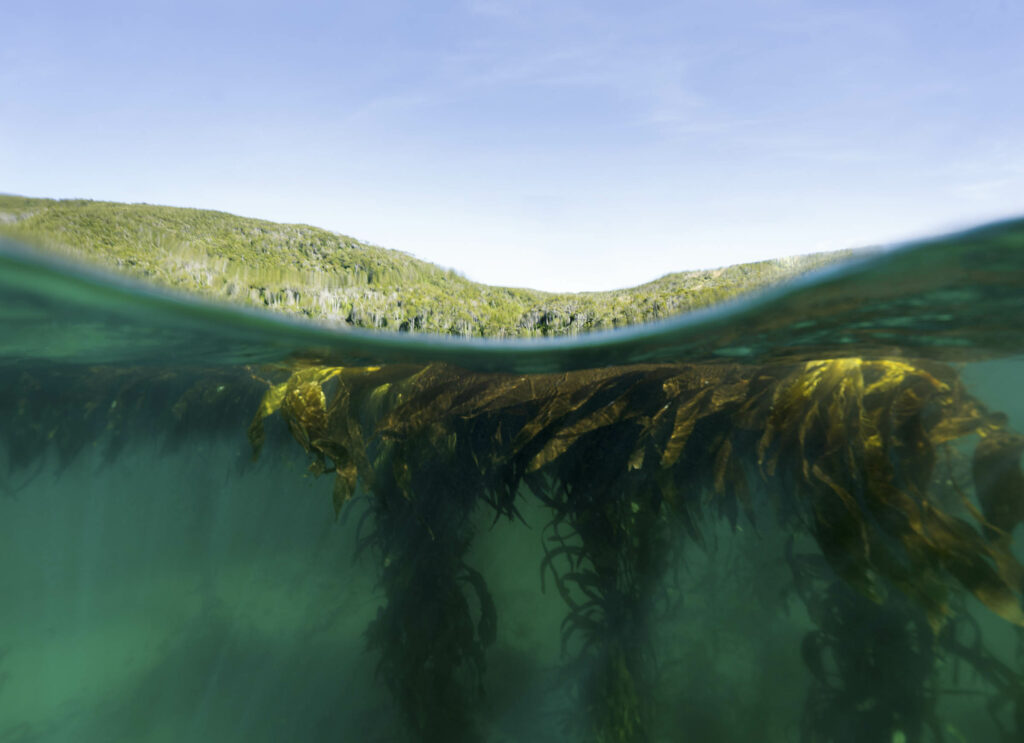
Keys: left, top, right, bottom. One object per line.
{"left": 0, "top": 194, "right": 859, "bottom": 338}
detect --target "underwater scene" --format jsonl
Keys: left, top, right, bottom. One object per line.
{"left": 1, "top": 221, "right": 1024, "bottom": 743}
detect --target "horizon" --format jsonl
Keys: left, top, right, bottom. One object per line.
{"left": 4, "top": 1, "right": 1023, "bottom": 292}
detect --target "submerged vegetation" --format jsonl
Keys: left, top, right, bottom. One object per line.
{"left": 245, "top": 357, "right": 1024, "bottom": 742}
{"left": 5, "top": 352, "right": 1022, "bottom": 742}
{"left": 4, "top": 196, "right": 1023, "bottom": 741}
{"left": 0, "top": 194, "right": 858, "bottom": 337}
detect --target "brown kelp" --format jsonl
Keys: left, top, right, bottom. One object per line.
{"left": 1, "top": 355, "right": 1021, "bottom": 741}
{"left": 0, "top": 366, "right": 267, "bottom": 496}
{"left": 787, "top": 541, "right": 941, "bottom": 743}
{"left": 247, "top": 357, "right": 1024, "bottom": 742}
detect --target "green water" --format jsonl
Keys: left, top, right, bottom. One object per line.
{"left": 1, "top": 221, "right": 1023, "bottom": 743}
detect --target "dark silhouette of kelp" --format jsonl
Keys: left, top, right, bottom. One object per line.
{"left": 2, "top": 356, "right": 1022, "bottom": 742}
{"left": 246, "top": 357, "right": 1024, "bottom": 742}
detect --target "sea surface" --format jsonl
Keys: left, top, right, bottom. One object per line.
{"left": 1, "top": 221, "right": 1023, "bottom": 743}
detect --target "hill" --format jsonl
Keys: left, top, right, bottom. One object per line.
{"left": 0, "top": 195, "right": 858, "bottom": 338}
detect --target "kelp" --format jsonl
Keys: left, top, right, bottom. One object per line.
{"left": 786, "top": 538, "right": 1024, "bottom": 743}
{"left": 2, "top": 355, "right": 1021, "bottom": 741}
{"left": 0, "top": 366, "right": 266, "bottom": 495}
{"left": 787, "top": 540, "right": 941, "bottom": 743}
{"left": 248, "top": 356, "right": 1024, "bottom": 742}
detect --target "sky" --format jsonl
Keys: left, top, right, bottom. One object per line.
{"left": 3, "top": 0, "right": 1024, "bottom": 291}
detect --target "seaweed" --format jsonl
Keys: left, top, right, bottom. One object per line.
{"left": 247, "top": 356, "right": 1024, "bottom": 741}
{"left": 3, "top": 354, "right": 1022, "bottom": 741}
{"left": 0, "top": 365, "right": 266, "bottom": 481}
{"left": 787, "top": 539, "right": 941, "bottom": 743}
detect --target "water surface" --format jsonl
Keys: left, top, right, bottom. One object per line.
{"left": 1, "top": 222, "right": 1023, "bottom": 743}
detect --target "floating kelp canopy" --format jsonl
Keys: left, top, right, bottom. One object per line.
{"left": 3, "top": 356, "right": 1023, "bottom": 742}
{"left": 244, "top": 357, "right": 1024, "bottom": 742}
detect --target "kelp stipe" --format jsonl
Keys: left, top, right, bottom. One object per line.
{"left": 249, "top": 357, "right": 1024, "bottom": 742}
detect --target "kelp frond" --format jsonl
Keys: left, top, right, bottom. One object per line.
{"left": 249, "top": 357, "right": 1024, "bottom": 630}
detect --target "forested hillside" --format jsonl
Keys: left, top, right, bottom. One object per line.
{"left": 0, "top": 195, "right": 858, "bottom": 337}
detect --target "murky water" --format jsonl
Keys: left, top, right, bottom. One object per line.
{"left": 1, "top": 221, "right": 1023, "bottom": 743}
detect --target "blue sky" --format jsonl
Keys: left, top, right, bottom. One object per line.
{"left": 3, "top": 0, "right": 1023, "bottom": 291}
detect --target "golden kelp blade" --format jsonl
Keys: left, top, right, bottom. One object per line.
{"left": 247, "top": 381, "right": 287, "bottom": 457}
{"left": 248, "top": 366, "right": 342, "bottom": 455}
{"left": 251, "top": 358, "right": 1024, "bottom": 628}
